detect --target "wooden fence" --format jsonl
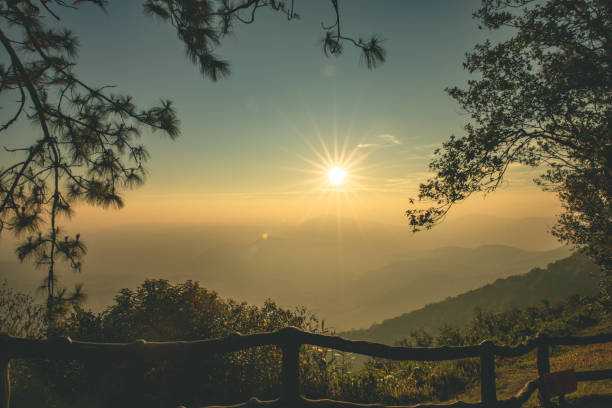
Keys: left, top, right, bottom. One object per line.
{"left": 1, "top": 328, "right": 611, "bottom": 408}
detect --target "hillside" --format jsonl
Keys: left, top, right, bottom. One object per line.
{"left": 336, "top": 245, "right": 571, "bottom": 328}
{"left": 0, "top": 240, "right": 570, "bottom": 330}
{"left": 343, "top": 253, "right": 601, "bottom": 345}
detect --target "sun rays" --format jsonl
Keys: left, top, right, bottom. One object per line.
{"left": 279, "top": 123, "right": 389, "bottom": 246}
{"left": 290, "top": 128, "right": 376, "bottom": 194}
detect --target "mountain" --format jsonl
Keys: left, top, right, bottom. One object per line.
{"left": 0, "top": 215, "right": 571, "bottom": 330}
{"left": 332, "top": 245, "right": 571, "bottom": 329}
{"left": 342, "top": 253, "right": 601, "bottom": 345}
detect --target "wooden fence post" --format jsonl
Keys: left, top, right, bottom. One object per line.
{"left": 280, "top": 328, "right": 300, "bottom": 405}
{"left": 537, "top": 334, "right": 550, "bottom": 376}
{"left": 281, "top": 343, "right": 300, "bottom": 403}
{"left": 537, "top": 333, "right": 553, "bottom": 408}
{"left": 479, "top": 340, "right": 497, "bottom": 408}
{"left": 0, "top": 354, "right": 9, "bottom": 408}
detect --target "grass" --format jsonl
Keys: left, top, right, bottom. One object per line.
{"left": 451, "top": 321, "right": 612, "bottom": 408}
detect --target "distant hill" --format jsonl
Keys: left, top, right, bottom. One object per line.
{"left": 333, "top": 245, "right": 571, "bottom": 329}
{"left": 342, "top": 253, "right": 601, "bottom": 344}
{"left": 0, "top": 240, "right": 571, "bottom": 331}
{"left": 0, "top": 214, "right": 572, "bottom": 330}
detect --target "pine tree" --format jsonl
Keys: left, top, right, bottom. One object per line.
{"left": 0, "top": 0, "right": 385, "bottom": 326}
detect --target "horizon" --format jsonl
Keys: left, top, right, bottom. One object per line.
{"left": 1, "top": 1, "right": 609, "bottom": 405}
{"left": 0, "top": 210, "right": 570, "bottom": 331}
{"left": 0, "top": 0, "right": 580, "bottom": 332}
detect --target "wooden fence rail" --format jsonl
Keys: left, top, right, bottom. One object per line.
{"left": 1, "top": 328, "right": 611, "bottom": 408}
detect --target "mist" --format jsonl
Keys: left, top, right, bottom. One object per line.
{"left": 1, "top": 213, "right": 568, "bottom": 330}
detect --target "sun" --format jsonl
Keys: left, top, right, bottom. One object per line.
{"left": 289, "top": 130, "right": 374, "bottom": 196}
{"left": 328, "top": 166, "right": 346, "bottom": 186}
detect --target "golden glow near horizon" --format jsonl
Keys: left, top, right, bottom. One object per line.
{"left": 281, "top": 128, "right": 384, "bottom": 246}
{"left": 328, "top": 166, "right": 346, "bottom": 186}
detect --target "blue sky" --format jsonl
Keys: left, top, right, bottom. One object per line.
{"left": 1, "top": 0, "right": 558, "bottom": 226}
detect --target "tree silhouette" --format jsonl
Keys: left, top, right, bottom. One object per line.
{"left": 0, "top": 0, "right": 385, "bottom": 325}
{"left": 407, "top": 0, "right": 611, "bottom": 282}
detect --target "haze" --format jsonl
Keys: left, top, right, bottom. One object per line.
{"left": 0, "top": 0, "right": 568, "bottom": 331}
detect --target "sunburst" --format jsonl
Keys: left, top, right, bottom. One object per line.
{"left": 277, "top": 120, "right": 388, "bottom": 297}
{"left": 293, "top": 133, "right": 371, "bottom": 192}
{"left": 283, "top": 124, "right": 383, "bottom": 235}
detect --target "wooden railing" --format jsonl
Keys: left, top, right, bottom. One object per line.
{"left": 1, "top": 328, "right": 611, "bottom": 408}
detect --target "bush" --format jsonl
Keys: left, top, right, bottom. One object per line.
{"left": 0, "top": 280, "right": 45, "bottom": 338}
{"left": 39, "top": 279, "right": 329, "bottom": 408}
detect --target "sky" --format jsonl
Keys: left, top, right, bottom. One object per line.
{"left": 0, "top": 1, "right": 573, "bottom": 321}
{"left": 1, "top": 0, "right": 561, "bottom": 230}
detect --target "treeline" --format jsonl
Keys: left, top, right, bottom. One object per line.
{"left": 402, "top": 293, "right": 610, "bottom": 348}
{"left": 2, "top": 278, "right": 610, "bottom": 407}
{"left": 7, "top": 280, "right": 325, "bottom": 407}
{"left": 344, "top": 253, "right": 602, "bottom": 345}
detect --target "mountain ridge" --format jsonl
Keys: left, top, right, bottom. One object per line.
{"left": 342, "top": 252, "right": 600, "bottom": 344}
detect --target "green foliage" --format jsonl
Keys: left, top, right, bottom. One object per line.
{"left": 324, "top": 358, "right": 480, "bottom": 405}
{"left": 8, "top": 278, "right": 611, "bottom": 407}
{"left": 5, "top": 278, "right": 484, "bottom": 406}
{"left": 27, "top": 279, "right": 330, "bottom": 408}
{"left": 0, "top": 281, "right": 74, "bottom": 407}
{"left": 352, "top": 286, "right": 611, "bottom": 405}
{"left": 0, "top": 280, "right": 45, "bottom": 338}
{"left": 320, "top": 0, "right": 386, "bottom": 69}
{"left": 0, "top": 0, "right": 180, "bottom": 318}
{"left": 344, "top": 253, "right": 601, "bottom": 345}
{"left": 434, "top": 292, "right": 609, "bottom": 347}
{"left": 362, "top": 291, "right": 611, "bottom": 406}
{"left": 406, "top": 0, "right": 612, "bottom": 278}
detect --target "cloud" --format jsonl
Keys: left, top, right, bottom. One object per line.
{"left": 321, "top": 64, "right": 336, "bottom": 78}
{"left": 357, "top": 143, "right": 379, "bottom": 149}
{"left": 357, "top": 134, "right": 402, "bottom": 150}
{"left": 377, "top": 134, "right": 402, "bottom": 145}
